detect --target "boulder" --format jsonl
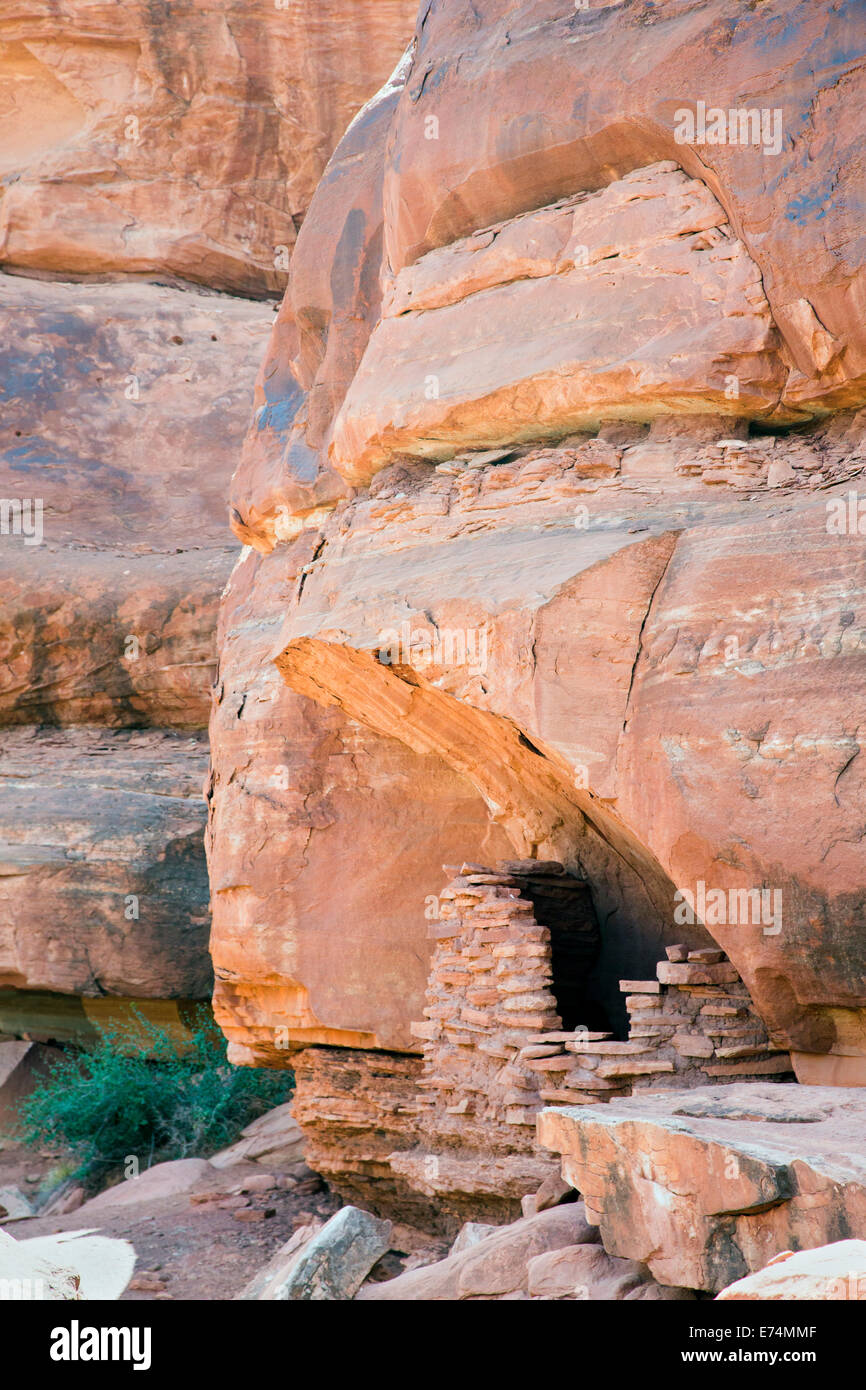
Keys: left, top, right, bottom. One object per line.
{"left": 0, "top": 1185, "right": 35, "bottom": 1222}
{"left": 527, "top": 1243, "right": 694, "bottom": 1301}
{"left": 40, "top": 1184, "right": 86, "bottom": 1219}
{"left": 0, "top": 1041, "right": 59, "bottom": 1133}
{"left": 210, "top": 1102, "right": 305, "bottom": 1170}
{"left": 75, "top": 1159, "right": 217, "bottom": 1214}
{"left": 717, "top": 1242, "right": 866, "bottom": 1301}
{"left": 449, "top": 1223, "right": 500, "bottom": 1257}
{"left": 256, "top": 1206, "right": 392, "bottom": 1301}
{"left": 237, "top": 1222, "right": 323, "bottom": 1301}
{"left": 13, "top": 1232, "right": 136, "bottom": 1300}
{"left": 356, "top": 1203, "right": 599, "bottom": 1300}
{"left": 521, "top": 1171, "right": 573, "bottom": 1219}
{"left": 538, "top": 1085, "right": 866, "bottom": 1293}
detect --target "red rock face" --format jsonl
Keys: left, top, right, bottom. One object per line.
{"left": 617, "top": 505, "right": 866, "bottom": 1071}
{"left": 232, "top": 0, "right": 866, "bottom": 544}
{"left": 0, "top": 274, "right": 272, "bottom": 731}
{"left": 0, "top": 728, "right": 212, "bottom": 998}
{"left": 379, "top": 0, "right": 865, "bottom": 407}
{"left": 0, "top": 0, "right": 418, "bottom": 295}
{"left": 330, "top": 166, "right": 789, "bottom": 484}
{"left": 0, "top": 6, "right": 419, "bottom": 1017}
{"left": 207, "top": 542, "right": 513, "bottom": 1060}
{"left": 216, "top": 0, "right": 866, "bottom": 1091}
{"left": 232, "top": 55, "right": 408, "bottom": 538}
{"left": 0, "top": 275, "right": 271, "bottom": 1003}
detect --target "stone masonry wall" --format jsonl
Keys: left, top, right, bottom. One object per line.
{"left": 409, "top": 861, "right": 590, "bottom": 1151}
{"left": 410, "top": 863, "right": 793, "bottom": 1139}
{"left": 292, "top": 861, "right": 793, "bottom": 1229}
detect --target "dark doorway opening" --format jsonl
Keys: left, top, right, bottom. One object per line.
{"left": 509, "top": 865, "right": 609, "bottom": 1033}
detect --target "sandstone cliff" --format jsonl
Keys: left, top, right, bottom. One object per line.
{"left": 211, "top": 0, "right": 866, "bottom": 1223}
{"left": 0, "top": 0, "right": 418, "bottom": 295}
{"left": 0, "top": 3, "right": 415, "bottom": 1036}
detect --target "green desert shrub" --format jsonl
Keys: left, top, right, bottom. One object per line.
{"left": 16, "top": 1009, "right": 293, "bottom": 1184}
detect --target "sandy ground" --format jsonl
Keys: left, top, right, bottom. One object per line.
{"left": 0, "top": 1137, "right": 342, "bottom": 1300}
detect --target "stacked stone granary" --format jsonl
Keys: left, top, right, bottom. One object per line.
{"left": 410, "top": 862, "right": 602, "bottom": 1135}
{"left": 394, "top": 864, "right": 791, "bottom": 1217}
{"left": 288, "top": 860, "right": 792, "bottom": 1228}
{"left": 413, "top": 863, "right": 791, "bottom": 1118}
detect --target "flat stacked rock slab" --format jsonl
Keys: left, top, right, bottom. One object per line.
{"left": 538, "top": 1083, "right": 866, "bottom": 1294}
{"left": 290, "top": 1047, "right": 431, "bottom": 1228}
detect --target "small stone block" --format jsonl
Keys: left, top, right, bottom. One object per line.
{"left": 672, "top": 1033, "right": 714, "bottom": 1058}
{"left": 409, "top": 1021, "right": 440, "bottom": 1040}
{"left": 701, "top": 1055, "right": 793, "bottom": 1077}
{"left": 596, "top": 1060, "right": 676, "bottom": 1079}
{"left": 657, "top": 962, "right": 739, "bottom": 987}
{"left": 664, "top": 944, "right": 689, "bottom": 962}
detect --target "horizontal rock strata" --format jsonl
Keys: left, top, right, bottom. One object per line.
{"left": 290, "top": 1046, "right": 431, "bottom": 1227}
{"left": 0, "top": 992, "right": 212, "bottom": 1052}
{"left": 331, "top": 165, "right": 789, "bottom": 484}
{"left": 0, "top": 727, "right": 211, "bottom": 998}
{"left": 0, "top": 276, "right": 271, "bottom": 1020}
{"left": 0, "top": 0, "right": 417, "bottom": 294}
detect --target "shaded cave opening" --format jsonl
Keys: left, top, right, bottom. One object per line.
{"left": 506, "top": 863, "right": 610, "bottom": 1034}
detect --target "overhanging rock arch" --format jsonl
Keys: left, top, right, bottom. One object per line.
{"left": 275, "top": 633, "right": 714, "bottom": 1032}
{"left": 271, "top": 634, "right": 790, "bottom": 1225}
